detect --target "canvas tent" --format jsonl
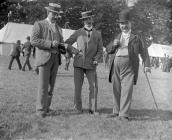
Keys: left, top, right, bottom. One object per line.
{"left": 0, "top": 22, "right": 76, "bottom": 55}
{"left": 148, "top": 43, "right": 172, "bottom": 57}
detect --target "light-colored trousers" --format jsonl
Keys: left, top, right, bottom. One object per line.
{"left": 36, "top": 54, "right": 59, "bottom": 112}
{"left": 74, "top": 67, "right": 97, "bottom": 111}
{"left": 112, "top": 56, "right": 134, "bottom": 117}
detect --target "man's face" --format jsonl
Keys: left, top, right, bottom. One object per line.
{"left": 119, "top": 21, "right": 131, "bottom": 33}
{"left": 83, "top": 17, "right": 93, "bottom": 27}
{"left": 48, "top": 11, "right": 60, "bottom": 23}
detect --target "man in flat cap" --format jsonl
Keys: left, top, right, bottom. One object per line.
{"left": 31, "top": 3, "right": 66, "bottom": 117}
{"left": 106, "top": 8, "right": 151, "bottom": 121}
{"left": 65, "top": 10, "right": 103, "bottom": 115}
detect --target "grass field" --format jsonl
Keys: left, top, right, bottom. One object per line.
{"left": 0, "top": 55, "right": 172, "bottom": 140}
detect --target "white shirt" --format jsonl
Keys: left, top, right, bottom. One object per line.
{"left": 116, "top": 30, "right": 131, "bottom": 56}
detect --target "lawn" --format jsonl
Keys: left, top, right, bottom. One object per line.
{"left": 0, "top": 55, "right": 172, "bottom": 140}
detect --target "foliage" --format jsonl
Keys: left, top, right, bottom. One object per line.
{"left": 133, "top": 0, "right": 171, "bottom": 45}
{"left": 0, "top": 0, "right": 171, "bottom": 45}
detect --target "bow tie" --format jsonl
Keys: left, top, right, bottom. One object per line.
{"left": 84, "top": 28, "right": 92, "bottom": 38}
{"left": 84, "top": 28, "right": 92, "bottom": 32}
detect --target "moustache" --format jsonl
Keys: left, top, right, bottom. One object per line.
{"left": 121, "top": 26, "right": 129, "bottom": 30}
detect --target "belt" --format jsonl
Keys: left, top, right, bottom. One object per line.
{"left": 116, "top": 55, "right": 129, "bottom": 57}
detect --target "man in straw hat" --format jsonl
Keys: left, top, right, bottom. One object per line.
{"left": 31, "top": 3, "right": 70, "bottom": 117}
{"left": 64, "top": 10, "right": 103, "bottom": 115}
{"left": 106, "top": 8, "right": 151, "bottom": 121}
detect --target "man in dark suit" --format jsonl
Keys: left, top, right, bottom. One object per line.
{"left": 8, "top": 40, "right": 22, "bottom": 70}
{"left": 64, "top": 51, "right": 72, "bottom": 71}
{"left": 22, "top": 36, "right": 32, "bottom": 71}
{"left": 65, "top": 10, "right": 103, "bottom": 114}
{"left": 31, "top": 3, "right": 66, "bottom": 117}
{"left": 106, "top": 9, "right": 151, "bottom": 121}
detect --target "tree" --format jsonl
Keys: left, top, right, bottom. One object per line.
{"left": 133, "top": 0, "right": 171, "bottom": 45}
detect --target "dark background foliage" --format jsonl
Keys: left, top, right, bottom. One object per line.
{"left": 0, "top": 0, "right": 171, "bottom": 46}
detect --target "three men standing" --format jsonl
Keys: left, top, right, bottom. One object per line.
{"left": 65, "top": 11, "right": 103, "bottom": 114}
{"left": 31, "top": 3, "right": 65, "bottom": 117}
{"left": 106, "top": 9, "right": 151, "bottom": 121}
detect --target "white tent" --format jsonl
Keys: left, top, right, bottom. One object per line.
{"left": 148, "top": 43, "right": 172, "bottom": 57}
{"left": 0, "top": 22, "right": 76, "bottom": 55}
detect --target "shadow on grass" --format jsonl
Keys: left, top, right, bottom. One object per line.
{"left": 98, "top": 108, "right": 172, "bottom": 121}
{"left": 46, "top": 108, "right": 89, "bottom": 117}
{"left": 130, "top": 109, "right": 172, "bottom": 121}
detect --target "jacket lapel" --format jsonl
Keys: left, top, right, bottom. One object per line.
{"left": 129, "top": 33, "right": 136, "bottom": 43}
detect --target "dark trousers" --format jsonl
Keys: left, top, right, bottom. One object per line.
{"left": 36, "top": 54, "right": 59, "bottom": 112}
{"left": 74, "top": 67, "right": 97, "bottom": 111}
{"left": 8, "top": 56, "right": 22, "bottom": 70}
{"left": 22, "top": 55, "right": 32, "bottom": 70}
{"left": 65, "top": 57, "right": 71, "bottom": 70}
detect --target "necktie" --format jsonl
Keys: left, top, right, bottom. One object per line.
{"left": 84, "top": 28, "right": 92, "bottom": 38}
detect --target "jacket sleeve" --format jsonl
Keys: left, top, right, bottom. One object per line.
{"left": 31, "top": 21, "right": 52, "bottom": 50}
{"left": 94, "top": 31, "right": 103, "bottom": 62}
{"left": 65, "top": 30, "right": 79, "bottom": 55}
{"left": 138, "top": 34, "right": 150, "bottom": 67}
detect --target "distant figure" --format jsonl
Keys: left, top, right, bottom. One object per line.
{"left": 162, "top": 54, "right": 170, "bottom": 72}
{"left": 103, "top": 49, "right": 109, "bottom": 70}
{"left": 22, "top": 36, "right": 32, "bottom": 71}
{"left": 64, "top": 52, "right": 72, "bottom": 71}
{"left": 8, "top": 40, "right": 22, "bottom": 70}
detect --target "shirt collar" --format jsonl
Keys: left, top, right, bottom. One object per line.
{"left": 46, "top": 17, "right": 53, "bottom": 25}
{"left": 122, "top": 30, "right": 131, "bottom": 39}
{"left": 84, "top": 25, "right": 93, "bottom": 31}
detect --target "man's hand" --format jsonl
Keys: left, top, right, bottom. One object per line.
{"left": 59, "top": 43, "right": 68, "bottom": 49}
{"left": 113, "top": 39, "right": 120, "bottom": 46}
{"left": 144, "top": 67, "right": 151, "bottom": 73}
{"left": 93, "top": 60, "right": 98, "bottom": 65}
{"left": 52, "top": 40, "right": 60, "bottom": 48}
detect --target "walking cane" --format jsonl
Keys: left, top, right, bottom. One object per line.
{"left": 144, "top": 72, "right": 159, "bottom": 110}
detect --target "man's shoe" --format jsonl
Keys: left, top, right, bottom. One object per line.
{"left": 73, "top": 108, "right": 83, "bottom": 114}
{"left": 106, "top": 113, "right": 118, "bottom": 118}
{"left": 46, "top": 109, "right": 60, "bottom": 116}
{"left": 36, "top": 111, "right": 46, "bottom": 118}
{"left": 119, "top": 116, "right": 130, "bottom": 121}
{"left": 88, "top": 109, "right": 99, "bottom": 115}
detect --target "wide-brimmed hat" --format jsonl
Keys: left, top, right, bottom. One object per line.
{"left": 117, "top": 8, "right": 132, "bottom": 23}
{"left": 45, "top": 3, "right": 63, "bottom": 14}
{"left": 80, "top": 10, "right": 94, "bottom": 20}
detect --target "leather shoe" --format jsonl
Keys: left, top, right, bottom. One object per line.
{"left": 88, "top": 110, "right": 99, "bottom": 115}
{"left": 36, "top": 111, "right": 46, "bottom": 118}
{"left": 46, "top": 109, "right": 60, "bottom": 116}
{"left": 73, "top": 109, "right": 83, "bottom": 114}
{"left": 106, "top": 113, "right": 118, "bottom": 118}
{"left": 119, "top": 116, "right": 130, "bottom": 121}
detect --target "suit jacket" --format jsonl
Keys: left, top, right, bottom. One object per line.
{"left": 31, "top": 19, "right": 63, "bottom": 67}
{"left": 10, "top": 43, "right": 21, "bottom": 57}
{"left": 65, "top": 28, "right": 103, "bottom": 69}
{"left": 106, "top": 32, "right": 150, "bottom": 85}
{"left": 22, "top": 41, "right": 32, "bottom": 56}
